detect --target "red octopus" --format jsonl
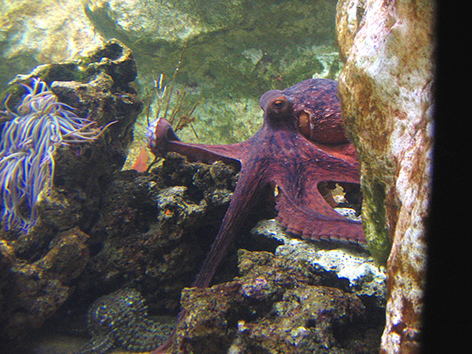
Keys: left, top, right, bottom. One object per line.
{"left": 147, "top": 78, "right": 365, "bottom": 352}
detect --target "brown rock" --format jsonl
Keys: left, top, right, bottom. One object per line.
{"left": 0, "top": 229, "right": 90, "bottom": 349}
{"left": 336, "top": 0, "right": 435, "bottom": 353}
{"left": 172, "top": 250, "right": 381, "bottom": 354}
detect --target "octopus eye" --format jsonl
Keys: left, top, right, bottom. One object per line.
{"left": 273, "top": 100, "right": 285, "bottom": 109}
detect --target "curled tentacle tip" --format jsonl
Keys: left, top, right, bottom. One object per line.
{"left": 147, "top": 117, "right": 180, "bottom": 155}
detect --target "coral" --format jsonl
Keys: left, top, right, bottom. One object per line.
{"left": 77, "top": 288, "right": 173, "bottom": 354}
{"left": 0, "top": 78, "right": 110, "bottom": 233}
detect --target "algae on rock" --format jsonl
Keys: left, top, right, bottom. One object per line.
{"left": 172, "top": 249, "right": 383, "bottom": 354}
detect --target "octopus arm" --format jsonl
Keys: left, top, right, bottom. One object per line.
{"left": 150, "top": 117, "right": 248, "bottom": 165}
{"left": 274, "top": 186, "right": 365, "bottom": 244}
{"left": 192, "top": 165, "right": 268, "bottom": 288}
{"left": 269, "top": 153, "right": 365, "bottom": 244}
{"left": 163, "top": 140, "right": 247, "bottom": 166}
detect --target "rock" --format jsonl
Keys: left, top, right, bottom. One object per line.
{"left": 251, "top": 219, "right": 386, "bottom": 308}
{"left": 0, "top": 0, "right": 104, "bottom": 88}
{"left": 0, "top": 40, "right": 142, "bottom": 350}
{"left": 85, "top": 0, "right": 207, "bottom": 43}
{"left": 174, "top": 249, "right": 383, "bottom": 354}
{"left": 74, "top": 152, "right": 240, "bottom": 315}
{"left": 336, "top": 0, "right": 435, "bottom": 353}
{"left": 20, "top": 152, "right": 242, "bottom": 353}
{"left": 0, "top": 228, "right": 89, "bottom": 350}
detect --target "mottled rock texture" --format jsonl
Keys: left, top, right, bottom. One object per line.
{"left": 252, "top": 219, "right": 386, "bottom": 308}
{"left": 173, "top": 249, "right": 383, "bottom": 354}
{"left": 79, "top": 152, "right": 241, "bottom": 315}
{"left": 336, "top": 0, "right": 435, "bottom": 353}
{"left": 0, "top": 229, "right": 90, "bottom": 349}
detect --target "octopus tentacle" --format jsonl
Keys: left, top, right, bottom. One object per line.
{"left": 193, "top": 163, "right": 268, "bottom": 288}
{"left": 275, "top": 187, "right": 365, "bottom": 245}
{"left": 148, "top": 117, "right": 249, "bottom": 165}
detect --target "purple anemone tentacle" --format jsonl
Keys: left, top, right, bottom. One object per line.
{"left": 0, "top": 78, "right": 112, "bottom": 233}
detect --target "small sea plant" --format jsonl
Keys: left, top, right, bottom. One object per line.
{"left": 147, "top": 71, "right": 199, "bottom": 136}
{"left": 146, "top": 43, "right": 199, "bottom": 135}
{"left": 0, "top": 78, "right": 112, "bottom": 233}
{"left": 142, "top": 44, "right": 199, "bottom": 171}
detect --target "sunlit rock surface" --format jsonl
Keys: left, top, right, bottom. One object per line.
{"left": 0, "top": 0, "right": 104, "bottom": 87}
{"left": 336, "top": 0, "right": 435, "bottom": 353}
{"left": 251, "top": 219, "right": 386, "bottom": 306}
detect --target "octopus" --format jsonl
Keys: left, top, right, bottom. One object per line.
{"left": 147, "top": 78, "right": 365, "bottom": 352}
{"left": 76, "top": 289, "right": 173, "bottom": 354}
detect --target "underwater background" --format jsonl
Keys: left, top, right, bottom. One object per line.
{"left": 0, "top": 0, "right": 343, "bottom": 154}
{"left": 0, "top": 1, "right": 395, "bottom": 353}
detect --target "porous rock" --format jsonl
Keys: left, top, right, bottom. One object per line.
{"left": 0, "top": 39, "right": 142, "bottom": 350}
{"left": 173, "top": 249, "right": 383, "bottom": 354}
{"left": 0, "top": 228, "right": 89, "bottom": 350}
{"left": 336, "top": 0, "right": 435, "bottom": 352}
{"left": 74, "top": 152, "right": 240, "bottom": 315}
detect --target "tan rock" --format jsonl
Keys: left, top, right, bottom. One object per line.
{"left": 336, "top": 0, "right": 435, "bottom": 353}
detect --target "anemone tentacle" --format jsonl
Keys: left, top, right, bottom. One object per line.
{"left": 0, "top": 78, "right": 112, "bottom": 233}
